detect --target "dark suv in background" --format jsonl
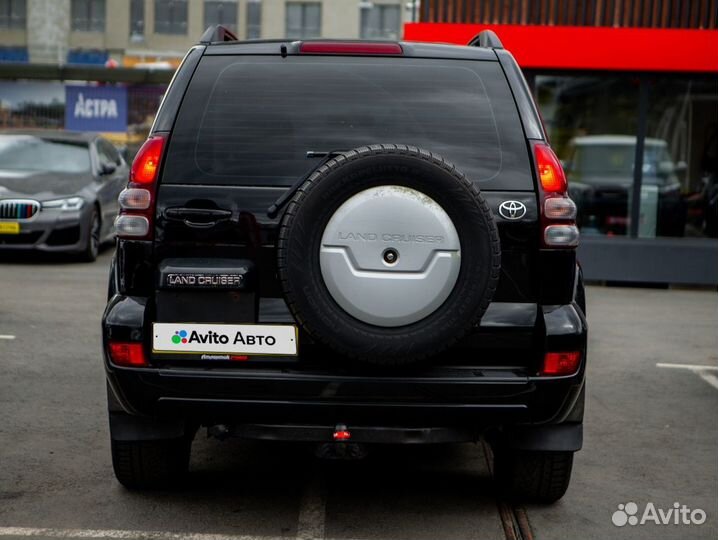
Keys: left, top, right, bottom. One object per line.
{"left": 102, "top": 28, "right": 587, "bottom": 503}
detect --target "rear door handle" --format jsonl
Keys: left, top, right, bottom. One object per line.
{"left": 163, "top": 207, "right": 233, "bottom": 228}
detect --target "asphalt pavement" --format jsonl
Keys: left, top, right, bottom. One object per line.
{"left": 0, "top": 250, "right": 716, "bottom": 540}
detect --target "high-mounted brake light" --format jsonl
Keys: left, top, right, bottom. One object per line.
{"left": 534, "top": 142, "right": 567, "bottom": 193}
{"left": 108, "top": 341, "right": 148, "bottom": 367}
{"left": 130, "top": 135, "right": 166, "bottom": 184}
{"left": 540, "top": 351, "right": 581, "bottom": 376}
{"left": 299, "top": 41, "right": 403, "bottom": 56}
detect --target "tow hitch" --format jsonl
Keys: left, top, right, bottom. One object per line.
{"left": 315, "top": 424, "right": 369, "bottom": 460}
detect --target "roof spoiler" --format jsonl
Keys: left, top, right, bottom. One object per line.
{"left": 199, "top": 25, "right": 238, "bottom": 45}
{"left": 467, "top": 30, "right": 503, "bottom": 49}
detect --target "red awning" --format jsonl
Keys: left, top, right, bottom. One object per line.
{"left": 404, "top": 23, "right": 718, "bottom": 73}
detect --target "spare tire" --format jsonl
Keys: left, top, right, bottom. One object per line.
{"left": 277, "top": 145, "right": 500, "bottom": 366}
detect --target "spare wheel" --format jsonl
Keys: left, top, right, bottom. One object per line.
{"left": 277, "top": 144, "right": 500, "bottom": 366}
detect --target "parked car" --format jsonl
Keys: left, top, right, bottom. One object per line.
{"left": 0, "top": 130, "right": 127, "bottom": 261}
{"left": 565, "top": 135, "right": 687, "bottom": 237}
{"left": 102, "top": 28, "right": 587, "bottom": 503}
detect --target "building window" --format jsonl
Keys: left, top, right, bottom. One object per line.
{"left": 130, "top": 0, "right": 144, "bottom": 40}
{"left": 360, "top": 3, "right": 401, "bottom": 39}
{"left": 71, "top": 0, "right": 105, "bottom": 32}
{"left": 286, "top": 2, "right": 320, "bottom": 39}
{"left": 0, "top": 0, "right": 26, "bottom": 29}
{"left": 204, "top": 1, "right": 237, "bottom": 31}
{"left": 154, "top": 0, "right": 187, "bottom": 35}
{"left": 246, "top": 0, "right": 261, "bottom": 39}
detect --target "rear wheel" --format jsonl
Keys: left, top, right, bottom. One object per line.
{"left": 493, "top": 449, "right": 574, "bottom": 503}
{"left": 111, "top": 437, "right": 191, "bottom": 490}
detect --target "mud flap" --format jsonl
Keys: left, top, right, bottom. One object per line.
{"left": 109, "top": 411, "right": 189, "bottom": 442}
{"left": 502, "top": 423, "right": 583, "bottom": 452}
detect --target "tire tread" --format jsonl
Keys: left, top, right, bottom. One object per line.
{"left": 111, "top": 438, "right": 190, "bottom": 490}
{"left": 495, "top": 450, "right": 574, "bottom": 503}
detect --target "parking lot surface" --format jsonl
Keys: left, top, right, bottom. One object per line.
{"left": 1, "top": 251, "right": 716, "bottom": 540}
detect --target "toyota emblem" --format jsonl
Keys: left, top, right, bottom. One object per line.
{"left": 498, "top": 200, "right": 527, "bottom": 220}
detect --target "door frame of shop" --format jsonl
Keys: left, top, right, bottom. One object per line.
{"left": 524, "top": 70, "right": 718, "bottom": 285}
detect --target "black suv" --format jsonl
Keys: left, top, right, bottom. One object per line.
{"left": 102, "top": 28, "right": 587, "bottom": 503}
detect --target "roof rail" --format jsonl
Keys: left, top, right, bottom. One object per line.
{"left": 199, "top": 25, "right": 238, "bottom": 44}
{"left": 467, "top": 30, "right": 503, "bottom": 49}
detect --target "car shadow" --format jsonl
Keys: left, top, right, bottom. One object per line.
{"left": 124, "top": 437, "right": 501, "bottom": 538}
{"left": 0, "top": 244, "right": 113, "bottom": 265}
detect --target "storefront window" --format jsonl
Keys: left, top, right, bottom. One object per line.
{"left": 535, "top": 75, "right": 640, "bottom": 237}
{"left": 643, "top": 77, "right": 718, "bottom": 238}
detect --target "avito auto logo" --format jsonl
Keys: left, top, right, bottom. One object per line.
{"left": 172, "top": 328, "right": 277, "bottom": 346}
{"left": 172, "top": 330, "right": 189, "bottom": 344}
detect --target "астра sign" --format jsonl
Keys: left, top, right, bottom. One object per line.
{"left": 65, "top": 85, "right": 128, "bottom": 133}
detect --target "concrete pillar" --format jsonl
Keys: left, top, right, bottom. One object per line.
{"left": 27, "top": 0, "right": 70, "bottom": 64}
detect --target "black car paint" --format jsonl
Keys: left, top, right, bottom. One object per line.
{"left": 102, "top": 41, "right": 587, "bottom": 450}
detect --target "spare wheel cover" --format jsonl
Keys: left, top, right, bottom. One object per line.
{"left": 320, "top": 185, "right": 460, "bottom": 327}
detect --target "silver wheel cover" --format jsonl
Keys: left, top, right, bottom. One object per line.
{"left": 320, "top": 185, "right": 461, "bottom": 327}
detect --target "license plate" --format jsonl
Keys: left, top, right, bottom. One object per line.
{"left": 152, "top": 323, "right": 298, "bottom": 356}
{"left": 0, "top": 222, "right": 20, "bottom": 234}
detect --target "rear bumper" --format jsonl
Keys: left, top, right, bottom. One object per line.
{"left": 107, "top": 365, "right": 584, "bottom": 428}
{"left": 103, "top": 295, "right": 587, "bottom": 439}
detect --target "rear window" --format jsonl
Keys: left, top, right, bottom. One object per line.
{"left": 163, "top": 55, "right": 533, "bottom": 190}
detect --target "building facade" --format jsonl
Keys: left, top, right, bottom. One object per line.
{"left": 0, "top": 0, "right": 414, "bottom": 66}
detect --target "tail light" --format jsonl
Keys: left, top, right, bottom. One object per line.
{"left": 533, "top": 141, "right": 579, "bottom": 248}
{"left": 107, "top": 341, "right": 148, "bottom": 367}
{"left": 115, "top": 134, "right": 167, "bottom": 239}
{"left": 540, "top": 351, "right": 581, "bottom": 376}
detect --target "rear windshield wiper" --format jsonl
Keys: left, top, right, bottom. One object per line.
{"left": 267, "top": 150, "right": 346, "bottom": 219}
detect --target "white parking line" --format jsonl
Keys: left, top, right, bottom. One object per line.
{"left": 296, "top": 466, "right": 327, "bottom": 540}
{"left": 656, "top": 362, "right": 718, "bottom": 390}
{"left": 656, "top": 363, "right": 718, "bottom": 371}
{"left": 0, "top": 528, "right": 273, "bottom": 540}
{"left": 0, "top": 527, "right": 358, "bottom": 540}
{"left": 698, "top": 372, "right": 718, "bottom": 390}
{"left": 0, "top": 334, "right": 16, "bottom": 340}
